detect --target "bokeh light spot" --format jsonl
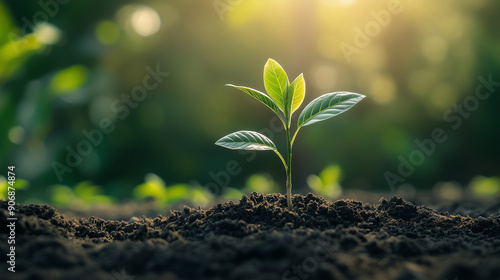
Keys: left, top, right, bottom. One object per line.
{"left": 433, "top": 181, "right": 462, "bottom": 201}
{"left": 130, "top": 6, "right": 161, "bottom": 37}
{"left": 96, "top": 21, "right": 120, "bottom": 45}
{"left": 312, "top": 64, "right": 337, "bottom": 91}
{"left": 34, "top": 23, "right": 60, "bottom": 45}
{"left": 422, "top": 36, "right": 448, "bottom": 63}
{"left": 8, "top": 126, "right": 25, "bottom": 144}
{"left": 49, "top": 65, "right": 88, "bottom": 95}
{"left": 430, "top": 83, "right": 457, "bottom": 110}
{"left": 370, "top": 74, "right": 396, "bottom": 104}
{"left": 469, "top": 176, "right": 500, "bottom": 197}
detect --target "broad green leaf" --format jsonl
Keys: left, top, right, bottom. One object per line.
{"left": 263, "top": 59, "right": 288, "bottom": 112}
{"left": 297, "top": 91, "right": 365, "bottom": 128}
{"left": 226, "top": 84, "right": 281, "bottom": 117}
{"left": 215, "top": 131, "right": 277, "bottom": 151}
{"left": 286, "top": 73, "right": 305, "bottom": 115}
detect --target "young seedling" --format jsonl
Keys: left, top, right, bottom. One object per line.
{"left": 215, "top": 59, "right": 365, "bottom": 210}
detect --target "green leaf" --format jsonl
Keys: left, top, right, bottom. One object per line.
{"left": 297, "top": 91, "right": 365, "bottom": 128}
{"left": 226, "top": 84, "right": 281, "bottom": 117}
{"left": 215, "top": 130, "right": 277, "bottom": 151}
{"left": 263, "top": 59, "right": 289, "bottom": 112}
{"left": 286, "top": 73, "right": 305, "bottom": 115}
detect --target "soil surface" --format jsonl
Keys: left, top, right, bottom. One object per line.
{"left": 1, "top": 193, "right": 500, "bottom": 280}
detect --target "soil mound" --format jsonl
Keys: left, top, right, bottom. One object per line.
{"left": 1, "top": 193, "right": 499, "bottom": 280}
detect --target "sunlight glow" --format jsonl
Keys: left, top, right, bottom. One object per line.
{"left": 322, "top": 0, "right": 357, "bottom": 6}
{"left": 370, "top": 74, "right": 396, "bottom": 104}
{"left": 337, "top": 0, "right": 357, "bottom": 5}
{"left": 34, "top": 23, "right": 60, "bottom": 45}
{"left": 130, "top": 6, "right": 161, "bottom": 37}
{"left": 313, "top": 64, "right": 337, "bottom": 91}
{"left": 422, "top": 36, "right": 448, "bottom": 63}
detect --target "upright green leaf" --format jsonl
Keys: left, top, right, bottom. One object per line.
{"left": 226, "top": 84, "right": 281, "bottom": 118}
{"left": 297, "top": 92, "right": 365, "bottom": 128}
{"left": 286, "top": 73, "right": 305, "bottom": 115}
{"left": 215, "top": 130, "right": 277, "bottom": 151}
{"left": 263, "top": 59, "right": 289, "bottom": 112}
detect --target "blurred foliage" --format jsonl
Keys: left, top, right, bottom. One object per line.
{"left": 222, "top": 173, "right": 282, "bottom": 201}
{"left": 50, "top": 181, "right": 114, "bottom": 207}
{"left": 244, "top": 173, "right": 280, "bottom": 194}
{"left": 307, "top": 164, "right": 343, "bottom": 199}
{"left": 433, "top": 181, "right": 463, "bottom": 201}
{"left": 0, "top": 176, "right": 29, "bottom": 200}
{"left": 132, "top": 173, "right": 212, "bottom": 208}
{"left": 432, "top": 176, "right": 500, "bottom": 201}
{"left": 469, "top": 176, "right": 500, "bottom": 198}
{"left": 1, "top": 0, "right": 499, "bottom": 205}
{"left": 49, "top": 64, "right": 88, "bottom": 95}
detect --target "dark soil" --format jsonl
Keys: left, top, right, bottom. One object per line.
{"left": 1, "top": 193, "right": 500, "bottom": 280}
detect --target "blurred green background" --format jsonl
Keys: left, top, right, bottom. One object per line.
{"left": 1, "top": 0, "right": 499, "bottom": 207}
